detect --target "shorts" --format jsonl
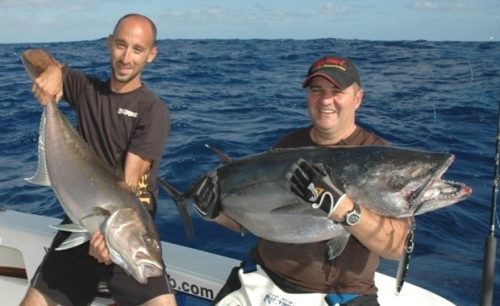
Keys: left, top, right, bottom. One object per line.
{"left": 31, "top": 229, "right": 172, "bottom": 306}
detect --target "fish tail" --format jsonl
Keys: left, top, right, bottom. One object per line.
{"left": 156, "top": 177, "right": 193, "bottom": 239}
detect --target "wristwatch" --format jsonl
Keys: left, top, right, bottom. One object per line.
{"left": 344, "top": 202, "right": 361, "bottom": 226}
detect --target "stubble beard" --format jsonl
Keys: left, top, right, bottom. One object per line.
{"left": 111, "top": 64, "right": 141, "bottom": 84}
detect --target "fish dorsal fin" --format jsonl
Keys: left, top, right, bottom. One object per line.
{"left": 205, "top": 144, "right": 232, "bottom": 164}
{"left": 25, "top": 107, "right": 51, "bottom": 187}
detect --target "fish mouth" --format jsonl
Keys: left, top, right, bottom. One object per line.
{"left": 107, "top": 247, "right": 163, "bottom": 284}
{"left": 410, "top": 155, "right": 472, "bottom": 214}
{"left": 142, "top": 263, "right": 163, "bottom": 278}
{"left": 135, "top": 251, "right": 163, "bottom": 278}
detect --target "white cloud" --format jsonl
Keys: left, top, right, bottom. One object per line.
{"left": 206, "top": 7, "right": 224, "bottom": 17}
{"left": 323, "top": 2, "right": 347, "bottom": 14}
{"left": 413, "top": 0, "right": 491, "bottom": 11}
{"left": 414, "top": 1, "right": 439, "bottom": 10}
{"left": 68, "top": 4, "right": 85, "bottom": 12}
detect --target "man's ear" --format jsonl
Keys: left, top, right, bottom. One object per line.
{"left": 147, "top": 46, "right": 158, "bottom": 63}
{"left": 354, "top": 89, "right": 364, "bottom": 111}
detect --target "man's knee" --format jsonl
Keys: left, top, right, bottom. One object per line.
{"left": 20, "top": 287, "right": 56, "bottom": 306}
{"left": 141, "top": 293, "right": 177, "bottom": 306}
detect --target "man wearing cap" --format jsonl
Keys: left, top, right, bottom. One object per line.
{"left": 200, "top": 55, "right": 411, "bottom": 305}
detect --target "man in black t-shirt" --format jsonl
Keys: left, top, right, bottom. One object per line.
{"left": 20, "top": 14, "right": 176, "bottom": 306}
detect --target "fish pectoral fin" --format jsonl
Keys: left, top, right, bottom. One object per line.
{"left": 49, "top": 223, "right": 88, "bottom": 233}
{"left": 325, "top": 232, "right": 351, "bottom": 260}
{"left": 55, "top": 232, "right": 90, "bottom": 250}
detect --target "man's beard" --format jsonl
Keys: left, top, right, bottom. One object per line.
{"left": 111, "top": 65, "right": 140, "bottom": 83}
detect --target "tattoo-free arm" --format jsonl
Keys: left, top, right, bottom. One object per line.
{"left": 330, "top": 196, "right": 410, "bottom": 260}
{"left": 22, "top": 49, "right": 64, "bottom": 106}
{"left": 123, "top": 151, "right": 152, "bottom": 189}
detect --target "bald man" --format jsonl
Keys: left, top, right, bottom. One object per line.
{"left": 20, "top": 14, "right": 176, "bottom": 306}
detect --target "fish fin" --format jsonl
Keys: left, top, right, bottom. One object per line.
{"left": 50, "top": 223, "right": 88, "bottom": 233}
{"left": 325, "top": 232, "right": 351, "bottom": 260}
{"left": 205, "top": 144, "right": 232, "bottom": 164}
{"left": 396, "top": 219, "right": 416, "bottom": 294}
{"left": 157, "top": 177, "right": 193, "bottom": 239}
{"left": 55, "top": 232, "right": 90, "bottom": 250}
{"left": 25, "top": 109, "right": 51, "bottom": 187}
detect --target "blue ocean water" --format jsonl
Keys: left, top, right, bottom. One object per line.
{"left": 0, "top": 38, "right": 499, "bottom": 305}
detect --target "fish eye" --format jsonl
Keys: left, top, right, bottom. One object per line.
{"left": 388, "top": 175, "right": 408, "bottom": 190}
{"left": 142, "top": 233, "right": 152, "bottom": 244}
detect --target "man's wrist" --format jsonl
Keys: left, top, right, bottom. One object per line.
{"left": 326, "top": 193, "right": 346, "bottom": 218}
{"left": 329, "top": 195, "right": 354, "bottom": 222}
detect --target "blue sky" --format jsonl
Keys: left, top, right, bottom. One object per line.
{"left": 1, "top": 0, "right": 499, "bottom": 43}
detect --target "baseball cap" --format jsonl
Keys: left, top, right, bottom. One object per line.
{"left": 302, "top": 55, "right": 361, "bottom": 89}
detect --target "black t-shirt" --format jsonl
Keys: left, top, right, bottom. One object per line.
{"left": 61, "top": 67, "right": 170, "bottom": 207}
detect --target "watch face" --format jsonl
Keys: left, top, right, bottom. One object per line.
{"left": 346, "top": 204, "right": 361, "bottom": 226}
{"left": 347, "top": 213, "right": 360, "bottom": 225}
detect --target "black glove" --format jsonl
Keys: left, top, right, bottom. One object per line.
{"left": 287, "top": 158, "right": 345, "bottom": 217}
{"left": 192, "top": 172, "right": 220, "bottom": 219}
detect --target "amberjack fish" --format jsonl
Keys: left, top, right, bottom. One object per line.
{"left": 21, "top": 49, "right": 163, "bottom": 284}
{"left": 159, "top": 145, "right": 472, "bottom": 259}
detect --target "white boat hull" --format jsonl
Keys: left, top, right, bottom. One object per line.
{"left": 0, "top": 209, "right": 455, "bottom": 305}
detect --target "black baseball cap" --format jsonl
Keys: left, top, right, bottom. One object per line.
{"left": 302, "top": 55, "right": 361, "bottom": 89}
